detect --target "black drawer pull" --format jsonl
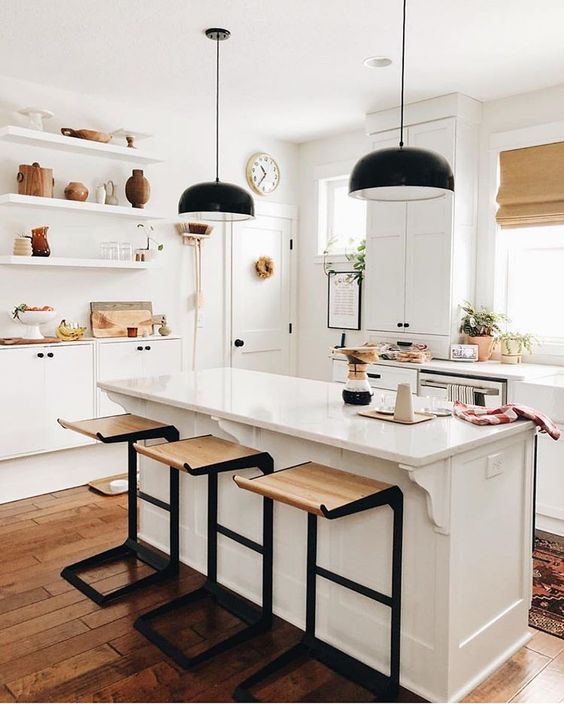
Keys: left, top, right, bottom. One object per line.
{"left": 144, "top": 345, "right": 151, "bottom": 351}
{"left": 47, "top": 352, "right": 54, "bottom": 358}
{"left": 397, "top": 322, "right": 403, "bottom": 328}
{"left": 37, "top": 352, "right": 44, "bottom": 358}
{"left": 137, "top": 346, "right": 143, "bottom": 351}
{"left": 404, "top": 323, "right": 410, "bottom": 328}
{"left": 367, "top": 373, "right": 382, "bottom": 379}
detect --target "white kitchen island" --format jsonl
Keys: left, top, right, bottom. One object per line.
{"left": 99, "top": 368, "right": 536, "bottom": 702}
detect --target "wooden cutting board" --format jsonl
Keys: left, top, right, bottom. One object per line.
{"left": 91, "top": 309, "right": 153, "bottom": 337}
{"left": 358, "top": 410, "right": 435, "bottom": 424}
{"left": 0, "top": 337, "right": 61, "bottom": 345}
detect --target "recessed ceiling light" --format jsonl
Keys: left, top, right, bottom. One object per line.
{"left": 363, "top": 56, "right": 392, "bottom": 68}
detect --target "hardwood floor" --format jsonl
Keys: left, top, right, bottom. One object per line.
{"left": 0, "top": 486, "right": 563, "bottom": 702}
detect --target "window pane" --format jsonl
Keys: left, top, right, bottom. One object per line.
{"left": 322, "top": 177, "right": 366, "bottom": 253}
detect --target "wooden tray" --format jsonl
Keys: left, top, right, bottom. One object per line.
{"left": 358, "top": 410, "right": 435, "bottom": 424}
{"left": 0, "top": 337, "right": 61, "bottom": 345}
{"left": 88, "top": 473, "right": 128, "bottom": 496}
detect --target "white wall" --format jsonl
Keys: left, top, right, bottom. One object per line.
{"left": 0, "top": 74, "right": 299, "bottom": 369}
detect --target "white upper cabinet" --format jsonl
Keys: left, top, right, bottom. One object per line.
{"left": 364, "top": 101, "right": 479, "bottom": 354}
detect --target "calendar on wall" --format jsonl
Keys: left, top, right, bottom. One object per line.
{"left": 327, "top": 271, "right": 361, "bottom": 330}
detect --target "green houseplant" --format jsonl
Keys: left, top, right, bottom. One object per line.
{"left": 497, "top": 332, "right": 537, "bottom": 365}
{"left": 459, "top": 302, "right": 508, "bottom": 361}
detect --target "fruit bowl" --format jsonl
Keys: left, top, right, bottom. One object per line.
{"left": 16, "top": 310, "right": 57, "bottom": 339}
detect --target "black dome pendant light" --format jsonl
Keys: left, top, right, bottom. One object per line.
{"left": 178, "top": 28, "right": 255, "bottom": 221}
{"left": 349, "top": 0, "right": 454, "bottom": 201}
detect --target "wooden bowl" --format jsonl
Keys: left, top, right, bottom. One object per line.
{"left": 333, "top": 346, "right": 380, "bottom": 364}
{"left": 61, "top": 128, "right": 112, "bottom": 143}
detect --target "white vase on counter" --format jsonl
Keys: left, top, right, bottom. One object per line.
{"left": 394, "top": 382, "right": 415, "bottom": 422}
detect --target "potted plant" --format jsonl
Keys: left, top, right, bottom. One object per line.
{"left": 497, "top": 332, "right": 537, "bottom": 365}
{"left": 459, "top": 302, "right": 507, "bottom": 362}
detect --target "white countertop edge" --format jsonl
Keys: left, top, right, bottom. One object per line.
{"left": 99, "top": 378, "right": 535, "bottom": 468}
{"left": 0, "top": 334, "right": 182, "bottom": 349}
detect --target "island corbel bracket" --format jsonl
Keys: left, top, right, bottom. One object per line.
{"left": 401, "top": 459, "right": 452, "bottom": 535}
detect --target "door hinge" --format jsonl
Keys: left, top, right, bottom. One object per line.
{"left": 289, "top": 323, "right": 293, "bottom": 334}
{"left": 289, "top": 238, "right": 293, "bottom": 251}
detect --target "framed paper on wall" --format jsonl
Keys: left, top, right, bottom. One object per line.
{"left": 327, "top": 271, "right": 361, "bottom": 330}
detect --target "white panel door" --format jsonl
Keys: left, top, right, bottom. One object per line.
{"left": 0, "top": 347, "right": 47, "bottom": 458}
{"left": 45, "top": 345, "right": 95, "bottom": 449}
{"left": 405, "top": 194, "right": 453, "bottom": 335}
{"left": 142, "top": 339, "right": 183, "bottom": 376}
{"left": 232, "top": 214, "right": 292, "bottom": 374}
{"left": 98, "top": 341, "right": 144, "bottom": 416}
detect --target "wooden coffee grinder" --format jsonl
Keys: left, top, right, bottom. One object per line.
{"left": 332, "top": 346, "right": 380, "bottom": 405}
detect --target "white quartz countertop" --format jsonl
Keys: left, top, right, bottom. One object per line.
{"left": 99, "top": 368, "right": 534, "bottom": 467}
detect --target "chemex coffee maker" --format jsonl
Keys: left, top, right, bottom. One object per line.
{"left": 332, "top": 346, "right": 380, "bottom": 405}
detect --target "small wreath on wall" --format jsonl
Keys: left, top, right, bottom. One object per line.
{"left": 255, "top": 255, "right": 275, "bottom": 279}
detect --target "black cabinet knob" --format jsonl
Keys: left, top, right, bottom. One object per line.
{"left": 404, "top": 323, "right": 410, "bottom": 328}
{"left": 397, "top": 322, "right": 403, "bottom": 328}
{"left": 144, "top": 345, "right": 151, "bottom": 351}
{"left": 37, "top": 352, "right": 44, "bottom": 358}
{"left": 47, "top": 352, "right": 54, "bottom": 358}
{"left": 234, "top": 339, "right": 245, "bottom": 348}
{"left": 137, "top": 346, "right": 143, "bottom": 351}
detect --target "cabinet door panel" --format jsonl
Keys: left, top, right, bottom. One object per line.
{"left": 405, "top": 194, "right": 453, "bottom": 335}
{"left": 142, "top": 340, "right": 183, "bottom": 377}
{"left": 98, "top": 341, "right": 144, "bottom": 417}
{"left": 365, "top": 201, "right": 407, "bottom": 332}
{"left": 46, "top": 345, "right": 95, "bottom": 449}
{"left": 0, "top": 348, "right": 47, "bottom": 458}
{"left": 408, "top": 118, "right": 455, "bottom": 167}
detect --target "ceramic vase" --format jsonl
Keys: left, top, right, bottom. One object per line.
{"left": 95, "top": 184, "right": 106, "bottom": 204}
{"left": 394, "top": 383, "right": 415, "bottom": 422}
{"left": 64, "top": 181, "right": 89, "bottom": 201}
{"left": 125, "top": 169, "right": 150, "bottom": 208}
{"left": 468, "top": 335, "right": 494, "bottom": 362}
{"left": 31, "top": 226, "right": 50, "bottom": 257}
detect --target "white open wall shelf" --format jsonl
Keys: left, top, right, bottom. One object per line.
{"left": 0, "top": 126, "right": 163, "bottom": 164}
{"left": 0, "top": 255, "right": 155, "bottom": 270}
{"left": 0, "top": 193, "right": 165, "bottom": 220}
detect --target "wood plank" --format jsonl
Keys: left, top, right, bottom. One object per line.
{"left": 58, "top": 414, "right": 169, "bottom": 441}
{"left": 90, "top": 661, "right": 181, "bottom": 703}
{"left": 464, "top": 648, "right": 551, "bottom": 702}
{"left": 0, "top": 620, "right": 90, "bottom": 667}
{"left": 234, "top": 462, "right": 392, "bottom": 516}
{"left": 5, "top": 644, "right": 120, "bottom": 700}
{"left": 526, "top": 630, "right": 564, "bottom": 659}
{"left": 510, "top": 665, "right": 564, "bottom": 702}
{"left": 0, "top": 587, "right": 50, "bottom": 616}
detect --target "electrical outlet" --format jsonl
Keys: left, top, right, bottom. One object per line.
{"left": 486, "top": 452, "right": 504, "bottom": 479}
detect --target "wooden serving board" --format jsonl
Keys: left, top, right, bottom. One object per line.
{"left": 90, "top": 301, "right": 153, "bottom": 313}
{"left": 89, "top": 473, "right": 128, "bottom": 496}
{"left": 358, "top": 410, "right": 435, "bottom": 424}
{"left": 0, "top": 337, "right": 61, "bottom": 345}
{"left": 91, "top": 309, "right": 153, "bottom": 337}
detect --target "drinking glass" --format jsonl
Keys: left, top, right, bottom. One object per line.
{"left": 119, "top": 242, "right": 133, "bottom": 261}
{"left": 107, "top": 241, "right": 119, "bottom": 260}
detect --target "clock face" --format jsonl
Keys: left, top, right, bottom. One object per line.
{"left": 246, "top": 153, "right": 280, "bottom": 195}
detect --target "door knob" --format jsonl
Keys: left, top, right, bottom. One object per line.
{"left": 234, "top": 339, "right": 245, "bottom": 348}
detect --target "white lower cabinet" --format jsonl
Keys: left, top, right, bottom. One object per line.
{"left": 98, "top": 338, "right": 183, "bottom": 416}
{"left": 0, "top": 344, "right": 95, "bottom": 459}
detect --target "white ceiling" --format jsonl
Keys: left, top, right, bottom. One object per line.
{"left": 1, "top": 0, "right": 564, "bottom": 143}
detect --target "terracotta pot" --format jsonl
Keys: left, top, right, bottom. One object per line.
{"left": 64, "top": 181, "right": 89, "bottom": 201}
{"left": 125, "top": 169, "right": 150, "bottom": 208}
{"left": 31, "top": 226, "right": 50, "bottom": 257}
{"left": 467, "top": 335, "right": 494, "bottom": 362}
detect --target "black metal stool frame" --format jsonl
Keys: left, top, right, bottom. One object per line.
{"left": 59, "top": 415, "right": 180, "bottom": 606}
{"left": 233, "top": 468, "right": 403, "bottom": 703}
{"left": 134, "top": 436, "right": 274, "bottom": 670}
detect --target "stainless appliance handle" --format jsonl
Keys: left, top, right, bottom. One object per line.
{"left": 420, "top": 381, "right": 499, "bottom": 395}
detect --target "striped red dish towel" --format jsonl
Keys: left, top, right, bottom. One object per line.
{"left": 453, "top": 401, "right": 561, "bottom": 440}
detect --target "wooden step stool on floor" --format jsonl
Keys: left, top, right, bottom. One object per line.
{"left": 232, "top": 462, "right": 403, "bottom": 702}
{"left": 57, "top": 414, "right": 180, "bottom": 605}
{"left": 132, "top": 435, "right": 275, "bottom": 669}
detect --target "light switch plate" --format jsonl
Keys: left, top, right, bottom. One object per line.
{"left": 486, "top": 452, "right": 504, "bottom": 479}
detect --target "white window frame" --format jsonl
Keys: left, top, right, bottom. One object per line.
{"left": 487, "top": 120, "right": 564, "bottom": 358}
{"left": 314, "top": 158, "right": 366, "bottom": 263}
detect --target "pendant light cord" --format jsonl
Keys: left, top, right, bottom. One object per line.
{"left": 399, "top": 0, "right": 407, "bottom": 149}
{"left": 215, "top": 34, "right": 220, "bottom": 182}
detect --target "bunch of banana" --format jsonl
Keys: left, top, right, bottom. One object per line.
{"left": 56, "top": 319, "right": 87, "bottom": 341}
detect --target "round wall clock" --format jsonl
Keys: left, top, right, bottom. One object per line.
{"left": 246, "top": 152, "right": 280, "bottom": 195}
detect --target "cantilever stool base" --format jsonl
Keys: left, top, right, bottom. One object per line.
{"left": 233, "top": 462, "right": 404, "bottom": 703}
{"left": 58, "top": 414, "right": 180, "bottom": 606}
{"left": 132, "top": 435, "right": 275, "bottom": 670}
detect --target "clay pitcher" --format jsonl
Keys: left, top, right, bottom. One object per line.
{"left": 125, "top": 169, "right": 150, "bottom": 208}
{"left": 31, "top": 226, "right": 50, "bottom": 257}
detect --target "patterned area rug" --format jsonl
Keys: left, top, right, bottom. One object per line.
{"left": 530, "top": 536, "right": 564, "bottom": 638}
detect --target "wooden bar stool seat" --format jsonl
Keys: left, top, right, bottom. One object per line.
{"left": 233, "top": 462, "right": 404, "bottom": 702}
{"left": 132, "top": 435, "right": 275, "bottom": 670}
{"left": 57, "top": 413, "right": 180, "bottom": 606}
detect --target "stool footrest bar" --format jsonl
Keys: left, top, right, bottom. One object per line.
{"left": 137, "top": 490, "right": 171, "bottom": 512}
{"left": 316, "top": 566, "right": 393, "bottom": 607}
{"left": 217, "top": 523, "right": 263, "bottom": 554}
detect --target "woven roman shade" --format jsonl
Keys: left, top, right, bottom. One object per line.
{"left": 496, "top": 141, "right": 564, "bottom": 228}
